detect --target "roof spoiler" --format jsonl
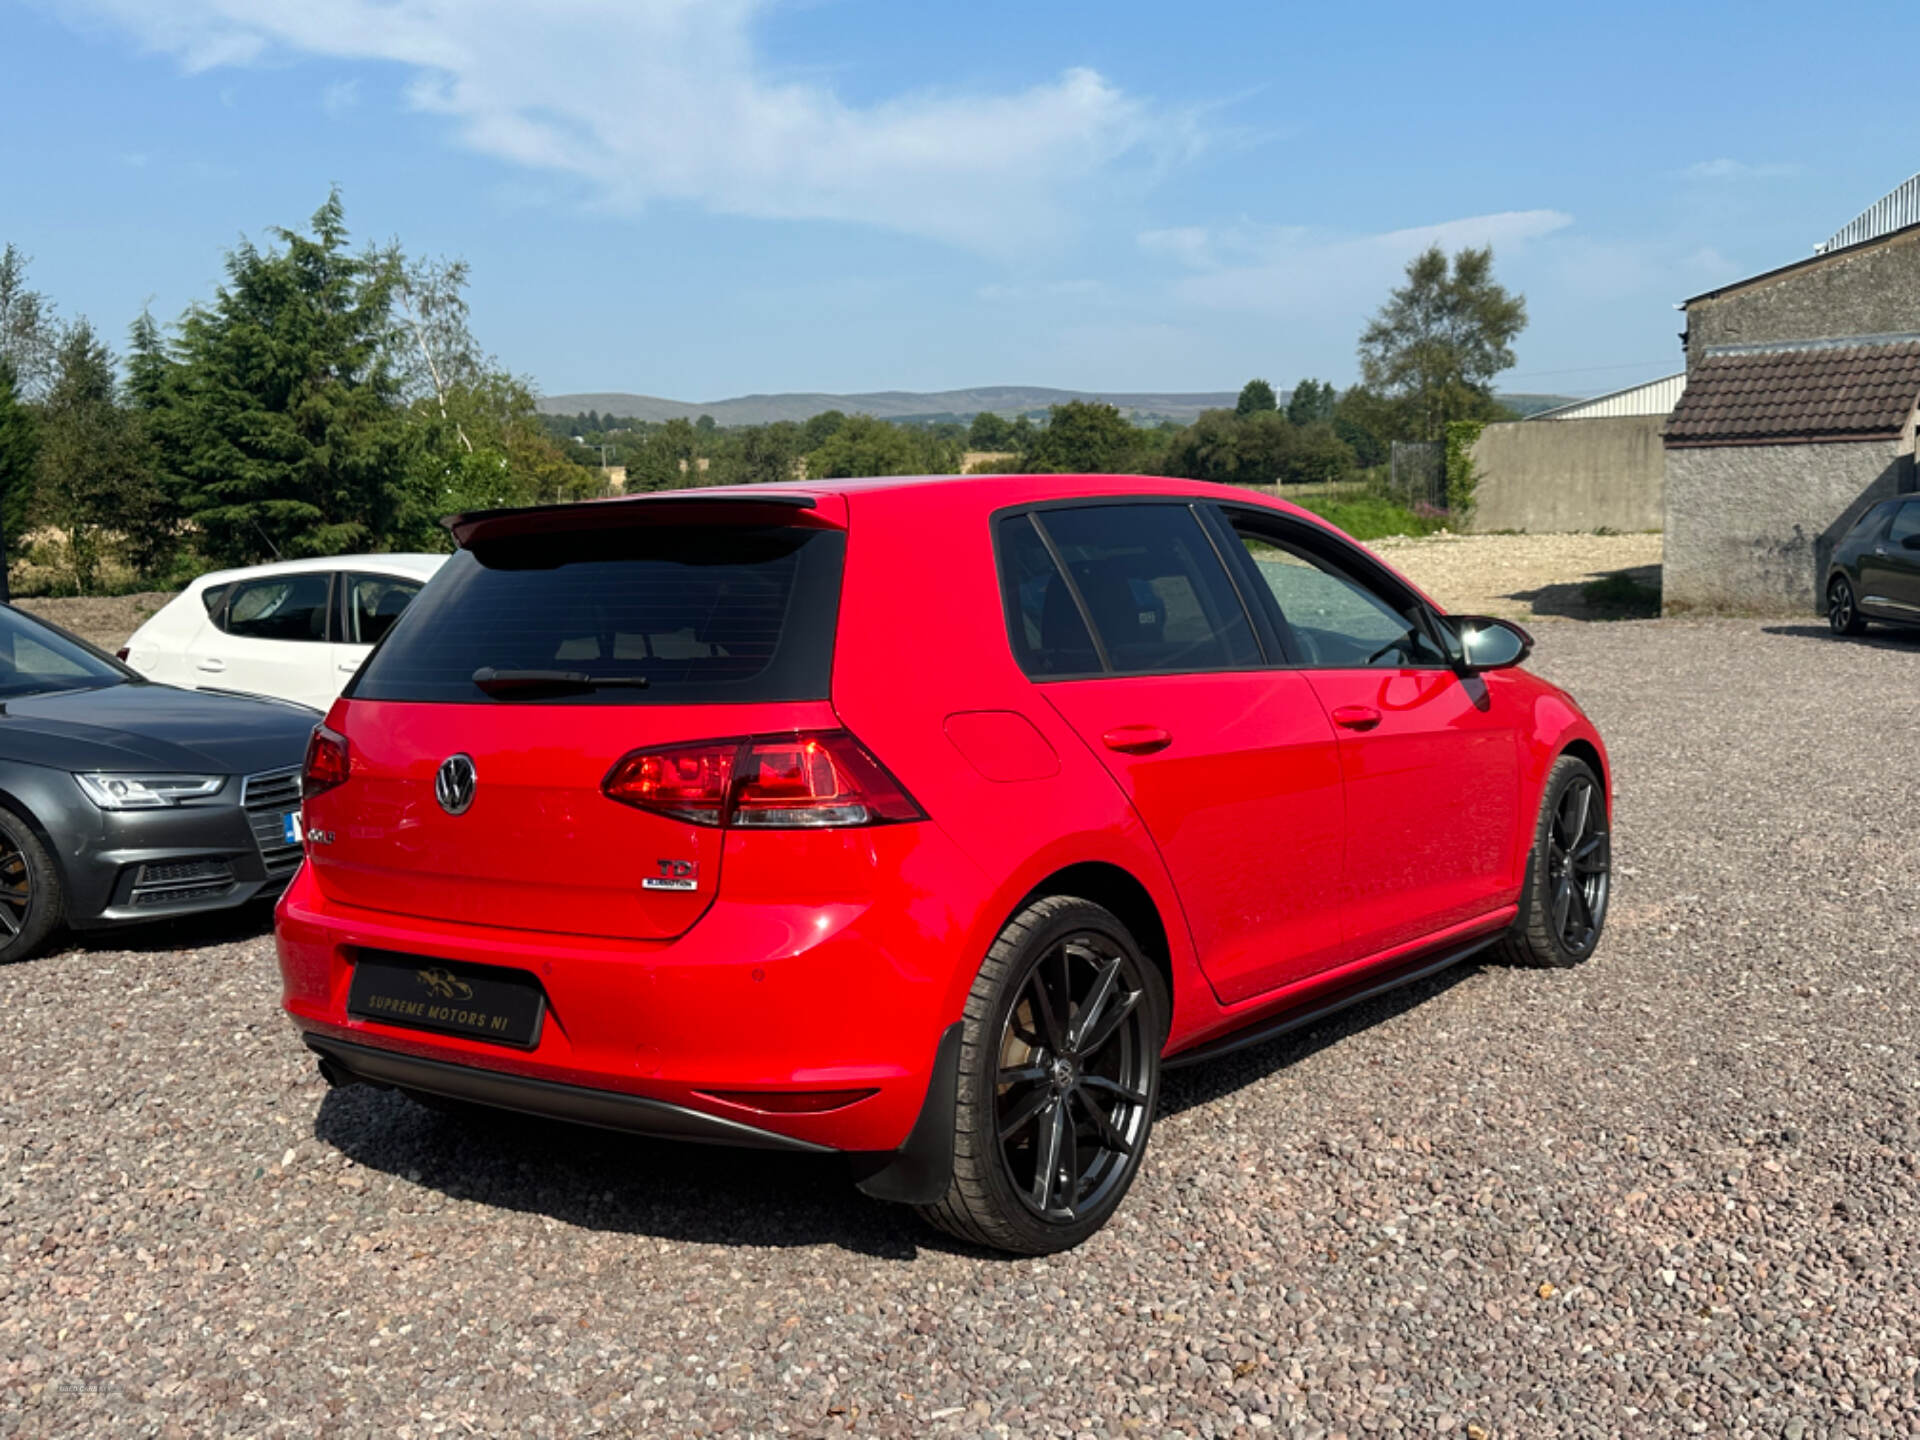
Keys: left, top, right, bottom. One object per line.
{"left": 444, "top": 492, "right": 825, "bottom": 549}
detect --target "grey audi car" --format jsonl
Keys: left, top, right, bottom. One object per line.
{"left": 0, "top": 603, "right": 316, "bottom": 962}
{"left": 1827, "top": 495, "right": 1920, "bottom": 636}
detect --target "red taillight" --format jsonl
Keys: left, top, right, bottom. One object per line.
{"left": 115, "top": 647, "right": 130, "bottom": 661}
{"left": 303, "top": 724, "right": 350, "bottom": 798}
{"left": 603, "top": 730, "right": 922, "bottom": 829}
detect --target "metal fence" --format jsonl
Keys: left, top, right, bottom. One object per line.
{"left": 1387, "top": 441, "right": 1445, "bottom": 509}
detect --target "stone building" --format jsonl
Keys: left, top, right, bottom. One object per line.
{"left": 1663, "top": 174, "right": 1920, "bottom": 614}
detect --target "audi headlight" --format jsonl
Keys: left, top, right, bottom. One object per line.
{"left": 74, "top": 773, "right": 226, "bottom": 810}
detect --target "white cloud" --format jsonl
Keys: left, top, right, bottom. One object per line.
{"left": 1681, "top": 158, "right": 1800, "bottom": 182}
{"left": 51, "top": 0, "right": 1191, "bottom": 254}
{"left": 321, "top": 77, "right": 357, "bottom": 116}
{"left": 1149, "top": 210, "right": 1574, "bottom": 315}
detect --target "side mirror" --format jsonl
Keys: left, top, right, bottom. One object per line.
{"left": 1449, "top": 615, "right": 1533, "bottom": 671}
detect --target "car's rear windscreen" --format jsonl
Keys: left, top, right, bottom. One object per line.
{"left": 349, "top": 525, "right": 845, "bottom": 705}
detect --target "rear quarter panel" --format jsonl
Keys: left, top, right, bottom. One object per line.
{"left": 829, "top": 486, "right": 1219, "bottom": 1049}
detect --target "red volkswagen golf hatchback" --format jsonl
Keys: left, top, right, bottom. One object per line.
{"left": 278, "top": 475, "right": 1611, "bottom": 1253}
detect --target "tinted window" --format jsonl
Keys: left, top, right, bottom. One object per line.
{"left": 223, "top": 574, "right": 332, "bottom": 643}
{"left": 996, "top": 514, "right": 1098, "bottom": 676}
{"left": 200, "top": 583, "right": 230, "bottom": 618}
{"left": 1030, "top": 504, "right": 1260, "bottom": 675}
{"left": 352, "top": 525, "right": 844, "bottom": 705}
{"left": 0, "top": 608, "right": 124, "bottom": 697}
{"left": 1236, "top": 529, "right": 1448, "bottom": 668}
{"left": 342, "top": 573, "right": 424, "bottom": 645}
{"left": 1888, "top": 502, "right": 1920, "bottom": 547}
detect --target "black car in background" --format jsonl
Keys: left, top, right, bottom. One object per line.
{"left": 0, "top": 604, "right": 316, "bottom": 962}
{"left": 1828, "top": 496, "right": 1920, "bottom": 636}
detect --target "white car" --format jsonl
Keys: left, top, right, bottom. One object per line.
{"left": 121, "top": 554, "right": 447, "bottom": 711}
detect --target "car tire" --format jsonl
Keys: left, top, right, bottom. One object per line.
{"left": 1828, "top": 575, "right": 1867, "bottom": 636}
{"left": 919, "top": 895, "right": 1167, "bottom": 1255}
{"left": 1496, "top": 755, "right": 1610, "bottom": 969}
{"left": 0, "top": 805, "right": 64, "bottom": 964}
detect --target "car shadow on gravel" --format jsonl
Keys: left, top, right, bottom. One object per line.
{"left": 312, "top": 1083, "right": 929, "bottom": 1259}
{"left": 1762, "top": 623, "right": 1920, "bottom": 651}
{"left": 1158, "top": 961, "right": 1484, "bottom": 1118}
{"left": 308, "top": 958, "right": 1490, "bottom": 1260}
{"left": 48, "top": 900, "right": 277, "bottom": 959}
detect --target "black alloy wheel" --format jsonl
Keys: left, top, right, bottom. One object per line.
{"left": 920, "top": 895, "right": 1166, "bottom": 1254}
{"left": 0, "top": 805, "right": 62, "bottom": 963}
{"left": 1829, "top": 575, "right": 1866, "bottom": 636}
{"left": 993, "top": 930, "right": 1154, "bottom": 1223}
{"left": 1544, "top": 772, "right": 1609, "bottom": 955}
{"left": 1498, "top": 755, "right": 1610, "bottom": 968}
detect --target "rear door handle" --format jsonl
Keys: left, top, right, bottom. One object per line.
{"left": 1102, "top": 725, "right": 1172, "bottom": 755}
{"left": 195, "top": 658, "right": 226, "bottom": 673}
{"left": 1331, "top": 705, "right": 1382, "bottom": 731}
{"left": 337, "top": 661, "right": 360, "bottom": 673}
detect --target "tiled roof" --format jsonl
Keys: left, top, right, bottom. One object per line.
{"left": 1665, "top": 340, "right": 1920, "bottom": 446}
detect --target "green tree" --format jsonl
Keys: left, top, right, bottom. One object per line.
{"left": 166, "top": 191, "right": 423, "bottom": 565}
{"left": 1332, "top": 386, "right": 1397, "bottom": 467}
{"left": 33, "top": 322, "right": 166, "bottom": 594}
{"left": 0, "top": 361, "right": 34, "bottom": 598}
{"left": 1235, "top": 378, "right": 1277, "bottom": 416}
{"left": 1357, "top": 245, "right": 1526, "bottom": 441}
{"left": 967, "top": 411, "right": 1015, "bottom": 451}
{"left": 802, "top": 409, "right": 848, "bottom": 450}
{"left": 724, "top": 421, "right": 802, "bottom": 486}
{"left": 806, "top": 415, "right": 927, "bottom": 478}
{"left": 1023, "top": 401, "right": 1138, "bottom": 474}
{"left": 1286, "top": 378, "right": 1337, "bottom": 426}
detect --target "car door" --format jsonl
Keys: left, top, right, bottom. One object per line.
{"left": 184, "top": 570, "right": 336, "bottom": 710}
{"left": 1858, "top": 499, "right": 1920, "bottom": 618}
{"left": 334, "top": 572, "right": 426, "bottom": 696}
{"left": 998, "top": 502, "right": 1349, "bottom": 1005}
{"left": 1219, "top": 508, "right": 1521, "bottom": 963}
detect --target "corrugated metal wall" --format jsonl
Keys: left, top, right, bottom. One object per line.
{"left": 1818, "top": 173, "right": 1920, "bottom": 254}
{"left": 1530, "top": 373, "right": 1687, "bottom": 421}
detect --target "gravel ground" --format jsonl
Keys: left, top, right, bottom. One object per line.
{"left": 4, "top": 617, "right": 1920, "bottom": 1439}
{"left": 1371, "top": 533, "right": 1663, "bottom": 621}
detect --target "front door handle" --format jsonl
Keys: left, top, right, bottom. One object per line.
{"left": 1332, "top": 705, "right": 1382, "bottom": 731}
{"left": 195, "top": 658, "right": 226, "bottom": 673}
{"left": 1102, "top": 725, "right": 1172, "bottom": 755}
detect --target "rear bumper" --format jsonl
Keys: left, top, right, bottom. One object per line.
{"left": 306, "top": 1033, "right": 833, "bottom": 1152}
{"left": 275, "top": 837, "right": 986, "bottom": 1157}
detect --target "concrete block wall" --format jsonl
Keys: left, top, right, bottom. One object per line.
{"left": 1663, "top": 440, "right": 1911, "bottom": 614}
{"left": 1465, "top": 415, "right": 1666, "bottom": 534}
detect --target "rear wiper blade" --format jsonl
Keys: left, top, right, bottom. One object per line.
{"left": 471, "top": 667, "right": 651, "bottom": 697}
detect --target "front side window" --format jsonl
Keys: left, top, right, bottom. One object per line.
{"left": 222, "top": 574, "right": 333, "bottom": 643}
{"left": 1887, "top": 502, "right": 1920, "bottom": 548}
{"left": 1021, "top": 504, "right": 1260, "bottom": 676}
{"left": 342, "top": 574, "right": 424, "bottom": 645}
{"left": 1235, "top": 526, "right": 1448, "bottom": 668}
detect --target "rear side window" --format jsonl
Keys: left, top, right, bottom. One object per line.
{"left": 200, "top": 583, "right": 230, "bottom": 618}
{"left": 996, "top": 503, "right": 1260, "bottom": 677}
{"left": 341, "top": 573, "right": 424, "bottom": 645}
{"left": 222, "top": 574, "right": 332, "bottom": 642}
{"left": 996, "top": 514, "right": 1099, "bottom": 676}
{"left": 1888, "top": 502, "right": 1920, "bottom": 547}
{"left": 351, "top": 525, "right": 845, "bottom": 705}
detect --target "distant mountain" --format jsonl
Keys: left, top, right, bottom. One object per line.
{"left": 538, "top": 386, "right": 1587, "bottom": 427}
{"left": 538, "top": 387, "right": 1242, "bottom": 426}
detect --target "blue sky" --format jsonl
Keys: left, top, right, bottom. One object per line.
{"left": 4, "top": 0, "right": 1916, "bottom": 403}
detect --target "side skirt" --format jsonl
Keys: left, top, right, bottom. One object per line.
{"left": 1164, "top": 935, "right": 1497, "bottom": 1071}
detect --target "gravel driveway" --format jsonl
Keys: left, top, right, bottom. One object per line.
{"left": 5, "top": 618, "right": 1919, "bottom": 1438}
